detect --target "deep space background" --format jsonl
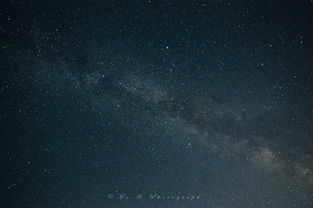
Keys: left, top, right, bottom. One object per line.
{"left": 1, "top": 0, "right": 313, "bottom": 207}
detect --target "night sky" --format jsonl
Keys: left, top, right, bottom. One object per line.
{"left": 1, "top": 0, "right": 313, "bottom": 207}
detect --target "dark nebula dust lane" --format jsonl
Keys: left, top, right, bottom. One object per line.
{"left": 1, "top": 0, "right": 313, "bottom": 207}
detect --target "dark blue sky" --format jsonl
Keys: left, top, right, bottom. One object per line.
{"left": 1, "top": 0, "right": 313, "bottom": 207}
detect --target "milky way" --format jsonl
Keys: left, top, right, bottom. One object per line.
{"left": 1, "top": 0, "right": 313, "bottom": 207}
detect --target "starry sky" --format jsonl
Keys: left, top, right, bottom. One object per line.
{"left": 1, "top": 0, "right": 313, "bottom": 207}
